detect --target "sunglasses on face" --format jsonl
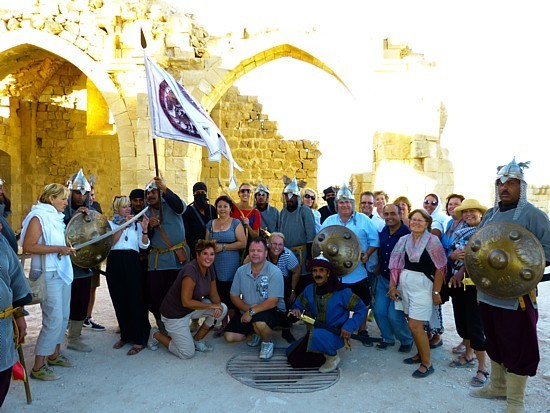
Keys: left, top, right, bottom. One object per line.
{"left": 424, "top": 200, "right": 438, "bottom": 206}
{"left": 240, "top": 189, "right": 251, "bottom": 193}
{"left": 303, "top": 194, "right": 315, "bottom": 200}
{"left": 360, "top": 201, "right": 374, "bottom": 205}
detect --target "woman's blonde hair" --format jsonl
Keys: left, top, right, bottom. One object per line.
{"left": 39, "top": 183, "right": 69, "bottom": 205}
{"left": 112, "top": 196, "right": 130, "bottom": 213}
{"left": 301, "top": 187, "right": 318, "bottom": 209}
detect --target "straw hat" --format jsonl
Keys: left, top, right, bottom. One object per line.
{"left": 454, "top": 199, "right": 488, "bottom": 218}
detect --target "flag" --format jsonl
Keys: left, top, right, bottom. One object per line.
{"left": 143, "top": 46, "right": 242, "bottom": 189}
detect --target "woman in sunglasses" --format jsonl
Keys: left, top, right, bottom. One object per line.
{"left": 301, "top": 187, "right": 321, "bottom": 233}
{"left": 231, "top": 183, "right": 261, "bottom": 241}
{"left": 422, "top": 193, "right": 447, "bottom": 349}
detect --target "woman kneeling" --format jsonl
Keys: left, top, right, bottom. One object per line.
{"left": 148, "top": 239, "right": 227, "bottom": 358}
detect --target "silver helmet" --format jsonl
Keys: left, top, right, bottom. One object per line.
{"left": 67, "top": 169, "right": 91, "bottom": 195}
{"left": 145, "top": 179, "right": 158, "bottom": 192}
{"left": 255, "top": 183, "right": 270, "bottom": 196}
{"left": 283, "top": 177, "right": 300, "bottom": 199}
{"left": 337, "top": 183, "right": 353, "bottom": 201}
{"left": 496, "top": 158, "right": 530, "bottom": 184}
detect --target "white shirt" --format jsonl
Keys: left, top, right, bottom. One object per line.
{"left": 109, "top": 221, "right": 150, "bottom": 252}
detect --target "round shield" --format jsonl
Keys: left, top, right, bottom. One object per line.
{"left": 464, "top": 222, "right": 545, "bottom": 299}
{"left": 65, "top": 210, "right": 113, "bottom": 268}
{"left": 312, "top": 225, "right": 361, "bottom": 277}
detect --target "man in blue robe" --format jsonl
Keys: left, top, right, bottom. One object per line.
{"left": 287, "top": 254, "right": 367, "bottom": 372}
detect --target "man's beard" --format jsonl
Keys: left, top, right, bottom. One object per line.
{"left": 327, "top": 198, "right": 336, "bottom": 212}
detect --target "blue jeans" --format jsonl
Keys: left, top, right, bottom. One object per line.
{"left": 372, "top": 275, "right": 413, "bottom": 345}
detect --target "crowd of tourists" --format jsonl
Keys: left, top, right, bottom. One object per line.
{"left": 1, "top": 158, "right": 549, "bottom": 413}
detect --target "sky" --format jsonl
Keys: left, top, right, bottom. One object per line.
{"left": 171, "top": 0, "right": 549, "bottom": 202}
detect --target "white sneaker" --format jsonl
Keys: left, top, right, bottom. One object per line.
{"left": 148, "top": 327, "right": 159, "bottom": 351}
{"left": 319, "top": 354, "right": 340, "bottom": 373}
{"left": 259, "top": 341, "right": 274, "bottom": 360}
{"left": 194, "top": 340, "right": 213, "bottom": 352}
{"left": 247, "top": 334, "right": 261, "bottom": 347}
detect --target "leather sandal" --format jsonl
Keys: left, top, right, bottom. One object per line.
{"left": 449, "top": 355, "right": 476, "bottom": 368}
{"left": 127, "top": 345, "right": 144, "bottom": 356}
{"left": 113, "top": 340, "right": 126, "bottom": 349}
{"left": 470, "top": 370, "right": 490, "bottom": 387}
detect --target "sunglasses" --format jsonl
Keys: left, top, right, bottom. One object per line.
{"left": 239, "top": 189, "right": 251, "bottom": 193}
{"left": 360, "top": 201, "right": 374, "bottom": 205}
{"left": 303, "top": 194, "right": 315, "bottom": 200}
{"left": 424, "top": 200, "right": 438, "bottom": 206}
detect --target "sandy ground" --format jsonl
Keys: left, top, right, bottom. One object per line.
{"left": 3, "top": 278, "right": 550, "bottom": 413}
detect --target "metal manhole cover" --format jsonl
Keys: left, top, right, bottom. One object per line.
{"left": 226, "top": 347, "right": 340, "bottom": 393}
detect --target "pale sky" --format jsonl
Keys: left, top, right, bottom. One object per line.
{"left": 173, "top": 0, "right": 549, "bottom": 202}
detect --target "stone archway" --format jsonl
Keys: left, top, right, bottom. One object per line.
{"left": 0, "top": 29, "right": 134, "bottom": 224}
{"left": 202, "top": 43, "right": 350, "bottom": 112}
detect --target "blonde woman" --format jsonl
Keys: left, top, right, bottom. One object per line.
{"left": 106, "top": 196, "right": 151, "bottom": 355}
{"left": 21, "top": 184, "right": 75, "bottom": 381}
{"left": 301, "top": 187, "right": 321, "bottom": 233}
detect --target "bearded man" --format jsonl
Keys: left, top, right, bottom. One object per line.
{"left": 183, "top": 182, "right": 216, "bottom": 259}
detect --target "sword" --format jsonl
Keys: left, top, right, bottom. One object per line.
{"left": 69, "top": 207, "right": 149, "bottom": 251}
{"left": 295, "top": 313, "right": 382, "bottom": 345}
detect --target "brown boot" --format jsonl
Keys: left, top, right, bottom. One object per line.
{"left": 504, "top": 372, "right": 528, "bottom": 413}
{"left": 470, "top": 360, "right": 506, "bottom": 399}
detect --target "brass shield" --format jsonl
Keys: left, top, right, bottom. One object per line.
{"left": 464, "top": 222, "right": 545, "bottom": 299}
{"left": 312, "top": 225, "right": 361, "bottom": 277}
{"left": 65, "top": 210, "right": 113, "bottom": 268}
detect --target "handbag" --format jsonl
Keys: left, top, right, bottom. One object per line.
{"left": 26, "top": 255, "right": 47, "bottom": 305}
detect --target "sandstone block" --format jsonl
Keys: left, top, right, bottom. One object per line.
{"left": 410, "top": 141, "right": 438, "bottom": 159}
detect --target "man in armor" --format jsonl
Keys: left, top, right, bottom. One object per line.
{"left": 145, "top": 177, "right": 189, "bottom": 334}
{"left": 471, "top": 159, "right": 550, "bottom": 413}
{"left": 278, "top": 178, "right": 316, "bottom": 295}
{"left": 254, "top": 183, "right": 279, "bottom": 235}
{"left": 64, "top": 169, "right": 95, "bottom": 352}
{"left": 321, "top": 183, "right": 380, "bottom": 346}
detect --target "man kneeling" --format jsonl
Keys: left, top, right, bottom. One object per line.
{"left": 287, "top": 254, "right": 367, "bottom": 372}
{"left": 224, "top": 238, "right": 284, "bottom": 360}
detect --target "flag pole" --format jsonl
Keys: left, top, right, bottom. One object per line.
{"left": 142, "top": 28, "right": 163, "bottom": 223}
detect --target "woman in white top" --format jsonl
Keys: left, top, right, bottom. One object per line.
{"left": 21, "top": 184, "right": 75, "bottom": 381}
{"left": 106, "top": 196, "right": 151, "bottom": 356}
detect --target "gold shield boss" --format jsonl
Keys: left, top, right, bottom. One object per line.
{"left": 464, "top": 222, "right": 545, "bottom": 299}
{"left": 312, "top": 225, "right": 361, "bottom": 277}
{"left": 65, "top": 210, "right": 113, "bottom": 268}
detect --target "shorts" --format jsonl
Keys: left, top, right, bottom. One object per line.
{"left": 395, "top": 269, "right": 433, "bottom": 321}
{"left": 225, "top": 308, "right": 279, "bottom": 336}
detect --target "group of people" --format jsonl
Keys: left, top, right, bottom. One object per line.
{"left": 0, "top": 158, "right": 548, "bottom": 413}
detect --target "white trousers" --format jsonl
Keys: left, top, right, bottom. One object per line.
{"left": 162, "top": 300, "right": 227, "bottom": 359}
{"left": 35, "top": 271, "right": 71, "bottom": 356}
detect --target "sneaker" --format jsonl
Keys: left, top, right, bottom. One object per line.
{"left": 357, "top": 330, "right": 373, "bottom": 347}
{"left": 194, "top": 340, "right": 213, "bottom": 352}
{"left": 148, "top": 327, "right": 159, "bottom": 351}
{"left": 247, "top": 333, "right": 261, "bottom": 347}
{"left": 398, "top": 343, "right": 413, "bottom": 353}
{"left": 46, "top": 354, "right": 75, "bottom": 367}
{"left": 259, "top": 342, "right": 274, "bottom": 360}
{"left": 30, "top": 365, "right": 60, "bottom": 381}
{"left": 376, "top": 341, "right": 395, "bottom": 351}
{"left": 83, "top": 317, "right": 105, "bottom": 331}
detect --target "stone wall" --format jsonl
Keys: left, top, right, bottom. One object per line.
{"left": 202, "top": 86, "right": 320, "bottom": 209}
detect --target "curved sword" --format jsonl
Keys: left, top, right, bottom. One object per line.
{"left": 70, "top": 207, "right": 149, "bottom": 251}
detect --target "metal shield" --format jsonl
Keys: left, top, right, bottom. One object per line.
{"left": 312, "top": 225, "right": 361, "bottom": 277}
{"left": 464, "top": 222, "right": 545, "bottom": 299}
{"left": 65, "top": 210, "right": 113, "bottom": 268}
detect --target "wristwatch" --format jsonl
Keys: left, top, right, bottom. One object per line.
{"left": 433, "top": 291, "right": 440, "bottom": 295}
{"left": 248, "top": 308, "right": 256, "bottom": 317}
